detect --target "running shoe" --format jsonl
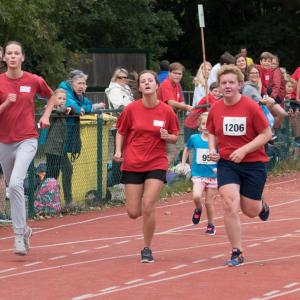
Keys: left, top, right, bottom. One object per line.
{"left": 141, "top": 247, "right": 154, "bottom": 263}
{"left": 259, "top": 201, "right": 270, "bottom": 221}
{"left": 192, "top": 208, "right": 202, "bottom": 224}
{"left": 226, "top": 249, "right": 244, "bottom": 267}
{"left": 205, "top": 223, "right": 216, "bottom": 235}
{"left": 24, "top": 226, "right": 33, "bottom": 252}
{"left": 14, "top": 235, "right": 27, "bottom": 256}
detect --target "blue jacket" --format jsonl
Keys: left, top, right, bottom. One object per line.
{"left": 58, "top": 81, "right": 93, "bottom": 155}
{"left": 58, "top": 81, "right": 92, "bottom": 114}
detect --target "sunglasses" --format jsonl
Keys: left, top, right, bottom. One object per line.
{"left": 117, "top": 76, "right": 128, "bottom": 79}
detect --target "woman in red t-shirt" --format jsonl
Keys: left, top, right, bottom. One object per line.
{"left": 0, "top": 41, "right": 55, "bottom": 256}
{"left": 114, "top": 70, "right": 179, "bottom": 263}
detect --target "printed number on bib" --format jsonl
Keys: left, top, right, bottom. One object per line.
{"left": 223, "top": 117, "right": 246, "bottom": 136}
{"left": 196, "top": 149, "right": 214, "bottom": 164}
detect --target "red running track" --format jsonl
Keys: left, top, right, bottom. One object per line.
{"left": 1, "top": 173, "right": 300, "bottom": 300}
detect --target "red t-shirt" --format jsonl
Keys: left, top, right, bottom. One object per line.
{"left": 116, "top": 99, "right": 180, "bottom": 171}
{"left": 0, "top": 71, "right": 53, "bottom": 143}
{"left": 291, "top": 67, "right": 300, "bottom": 99}
{"left": 206, "top": 95, "right": 269, "bottom": 162}
{"left": 257, "top": 65, "right": 273, "bottom": 95}
{"left": 183, "top": 93, "right": 217, "bottom": 129}
{"left": 157, "top": 77, "right": 184, "bottom": 103}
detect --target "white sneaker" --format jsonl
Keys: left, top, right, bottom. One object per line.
{"left": 14, "top": 235, "right": 27, "bottom": 256}
{"left": 24, "top": 227, "right": 33, "bottom": 252}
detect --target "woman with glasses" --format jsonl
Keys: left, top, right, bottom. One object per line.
{"left": 242, "top": 64, "right": 287, "bottom": 128}
{"left": 105, "top": 67, "right": 134, "bottom": 110}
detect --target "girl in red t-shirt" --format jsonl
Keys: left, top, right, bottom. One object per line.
{"left": 0, "top": 41, "right": 55, "bottom": 256}
{"left": 114, "top": 70, "right": 179, "bottom": 263}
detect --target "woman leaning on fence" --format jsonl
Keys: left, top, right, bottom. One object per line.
{"left": 113, "top": 70, "right": 179, "bottom": 263}
{"left": 44, "top": 70, "right": 105, "bottom": 208}
{"left": 0, "top": 40, "right": 56, "bottom": 256}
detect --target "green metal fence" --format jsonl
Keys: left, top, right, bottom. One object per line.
{"left": 0, "top": 104, "right": 296, "bottom": 220}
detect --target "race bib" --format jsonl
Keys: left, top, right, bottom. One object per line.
{"left": 223, "top": 117, "right": 246, "bottom": 136}
{"left": 153, "top": 120, "right": 164, "bottom": 127}
{"left": 20, "top": 86, "right": 31, "bottom": 93}
{"left": 196, "top": 149, "right": 214, "bottom": 164}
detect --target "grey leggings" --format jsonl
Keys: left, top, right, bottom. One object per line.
{"left": 0, "top": 139, "right": 37, "bottom": 235}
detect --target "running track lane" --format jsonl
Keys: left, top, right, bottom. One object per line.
{"left": 0, "top": 173, "right": 300, "bottom": 299}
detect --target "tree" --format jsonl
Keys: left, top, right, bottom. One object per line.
{"left": 0, "top": 0, "right": 182, "bottom": 85}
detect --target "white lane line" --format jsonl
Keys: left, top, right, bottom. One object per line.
{"left": 264, "top": 239, "right": 276, "bottom": 243}
{"left": 94, "top": 245, "right": 110, "bottom": 250}
{"left": 72, "top": 250, "right": 89, "bottom": 255}
{"left": 264, "top": 290, "right": 280, "bottom": 296}
{"left": 24, "top": 262, "right": 42, "bottom": 267}
{"left": 73, "top": 294, "right": 97, "bottom": 300}
{"left": 100, "top": 286, "right": 119, "bottom": 292}
{"left": 280, "top": 234, "right": 291, "bottom": 238}
{"left": 48, "top": 255, "right": 67, "bottom": 260}
{"left": 284, "top": 282, "right": 299, "bottom": 288}
{"left": 192, "top": 259, "right": 208, "bottom": 264}
{"left": 149, "top": 271, "right": 166, "bottom": 277}
{"left": 171, "top": 264, "right": 187, "bottom": 270}
{"left": 70, "top": 254, "right": 300, "bottom": 299}
{"left": 0, "top": 268, "right": 16, "bottom": 274}
{"left": 115, "top": 240, "right": 130, "bottom": 245}
{"left": 211, "top": 254, "right": 225, "bottom": 259}
{"left": 294, "top": 229, "right": 300, "bottom": 233}
{"left": 125, "top": 279, "right": 144, "bottom": 285}
{"left": 254, "top": 287, "right": 300, "bottom": 299}
{"left": 247, "top": 243, "right": 260, "bottom": 248}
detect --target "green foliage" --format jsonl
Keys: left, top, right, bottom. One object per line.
{"left": 0, "top": 0, "right": 182, "bottom": 86}
{"left": 269, "top": 158, "right": 300, "bottom": 175}
{"left": 156, "top": 0, "right": 300, "bottom": 74}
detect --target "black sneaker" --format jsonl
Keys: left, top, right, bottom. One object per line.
{"left": 205, "top": 223, "right": 216, "bottom": 235}
{"left": 192, "top": 208, "right": 202, "bottom": 224}
{"left": 141, "top": 247, "right": 154, "bottom": 263}
{"left": 259, "top": 201, "right": 270, "bottom": 221}
{"left": 226, "top": 248, "right": 244, "bottom": 267}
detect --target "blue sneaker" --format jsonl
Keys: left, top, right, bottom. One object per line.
{"left": 226, "top": 249, "right": 244, "bottom": 267}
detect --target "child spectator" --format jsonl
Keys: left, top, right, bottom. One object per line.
{"left": 285, "top": 78, "right": 300, "bottom": 158}
{"left": 181, "top": 112, "right": 219, "bottom": 235}
{"left": 257, "top": 52, "right": 274, "bottom": 97}
{"left": 183, "top": 82, "right": 221, "bottom": 143}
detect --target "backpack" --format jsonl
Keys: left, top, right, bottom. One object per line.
{"left": 34, "top": 178, "right": 61, "bottom": 214}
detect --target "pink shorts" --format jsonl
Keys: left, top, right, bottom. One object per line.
{"left": 192, "top": 176, "right": 218, "bottom": 189}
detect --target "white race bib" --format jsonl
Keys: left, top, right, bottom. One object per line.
{"left": 20, "top": 86, "right": 31, "bottom": 93}
{"left": 223, "top": 117, "right": 246, "bottom": 136}
{"left": 153, "top": 120, "right": 164, "bottom": 127}
{"left": 196, "top": 149, "right": 214, "bottom": 164}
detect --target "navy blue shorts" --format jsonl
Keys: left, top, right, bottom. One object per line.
{"left": 121, "top": 169, "right": 167, "bottom": 184}
{"left": 217, "top": 159, "right": 267, "bottom": 200}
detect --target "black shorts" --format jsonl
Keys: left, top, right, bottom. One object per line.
{"left": 0, "top": 164, "right": 3, "bottom": 176}
{"left": 121, "top": 170, "right": 167, "bottom": 184}
{"left": 217, "top": 159, "right": 267, "bottom": 200}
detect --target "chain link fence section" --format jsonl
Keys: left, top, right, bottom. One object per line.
{"left": 0, "top": 96, "right": 296, "bottom": 220}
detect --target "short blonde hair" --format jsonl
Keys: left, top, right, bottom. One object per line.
{"left": 217, "top": 65, "right": 244, "bottom": 84}
{"left": 53, "top": 88, "right": 66, "bottom": 95}
{"left": 198, "top": 111, "right": 209, "bottom": 127}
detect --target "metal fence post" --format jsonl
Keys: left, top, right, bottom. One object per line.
{"left": 97, "top": 113, "right": 103, "bottom": 203}
{"left": 27, "top": 162, "right": 35, "bottom": 218}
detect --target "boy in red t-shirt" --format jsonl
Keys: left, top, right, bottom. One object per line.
{"left": 157, "top": 62, "right": 193, "bottom": 164}
{"left": 207, "top": 65, "right": 272, "bottom": 267}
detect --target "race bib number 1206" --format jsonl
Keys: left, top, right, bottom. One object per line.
{"left": 223, "top": 117, "right": 246, "bottom": 136}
